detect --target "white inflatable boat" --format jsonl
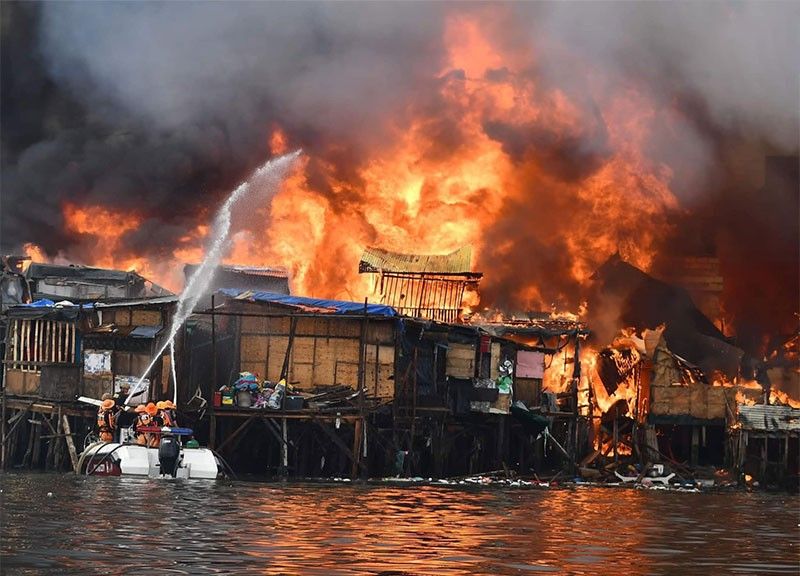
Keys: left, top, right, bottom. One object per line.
{"left": 78, "top": 427, "right": 222, "bottom": 479}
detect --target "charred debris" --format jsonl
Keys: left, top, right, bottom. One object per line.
{"left": 0, "top": 248, "right": 797, "bottom": 491}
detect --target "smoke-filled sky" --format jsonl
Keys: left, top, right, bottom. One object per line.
{"left": 1, "top": 1, "right": 798, "bottom": 346}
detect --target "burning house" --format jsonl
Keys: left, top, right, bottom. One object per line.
{"left": 359, "top": 246, "right": 481, "bottom": 323}
{"left": 1, "top": 258, "right": 171, "bottom": 311}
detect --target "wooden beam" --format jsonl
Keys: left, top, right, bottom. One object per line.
{"left": 216, "top": 415, "right": 256, "bottom": 454}
{"left": 311, "top": 416, "right": 366, "bottom": 472}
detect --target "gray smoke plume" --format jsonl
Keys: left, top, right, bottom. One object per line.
{"left": 1, "top": 1, "right": 798, "bottom": 349}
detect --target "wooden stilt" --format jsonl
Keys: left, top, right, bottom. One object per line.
{"left": 209, "top": 412, "right": 217, "bottom": 450}
{"left": 351, "top": 417, "right": 363, "bottom": 480}
{"left": 281, "top": 417, "right": 288, "bottom": 477}
{"left": 690, "top": 425, "right": 700, "bottom": 467}
{"left": 54, "top": 408, "right": 64, "bottom": 471}
{"left": 31, "top": 416, "right": 42, "bottom": 469}
{"left": 62, "top": 415, "right": 79, "bottom": 472}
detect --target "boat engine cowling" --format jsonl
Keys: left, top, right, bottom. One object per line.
{"left": 158, "top": 435, "right": 181, "bottom": 477}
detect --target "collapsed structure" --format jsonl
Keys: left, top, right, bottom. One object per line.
{"left": 1, "top": 250, "right": 797, "bottom": 489}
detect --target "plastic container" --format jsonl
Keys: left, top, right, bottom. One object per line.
{"left": 284, "top": 396, "right": 304, "bottom": 411}
{"left": 236, "top": 390, "right": 252, "bottom": 408}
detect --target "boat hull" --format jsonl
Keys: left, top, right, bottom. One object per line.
{"left": 79, "top": 442, "right": 221, "bottom": 479}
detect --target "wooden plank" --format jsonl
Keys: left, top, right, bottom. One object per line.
{"left": 70, "top": 323, "right": 76, "bottom": 363}
{"left": 33, "top": 321, "right": 40, "bottom": 366}
{"left": 216, "top": 415, "right": 256, "bottom": 454}
{"left": 241, "top": 334, "right": 268, "bottom": 362}
{"left": 130, "top": 310, "right": 161, "bottom": 326}
{"left": 62, "top": 415, "right": 79, "bottom": 472}
{"left": 490, "top": 342, "right": 501, "bottom": 380}
{"left": 335, "top": 361, "right": 359, "bottom": 388}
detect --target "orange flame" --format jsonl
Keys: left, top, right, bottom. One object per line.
{"left": 42, "top": 11, "right": 681, "bottom": 311}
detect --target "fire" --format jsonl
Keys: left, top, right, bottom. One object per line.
{"left": 34, "top": 9, "right": 681, "bottom": 312}
{"left": 22, "top": 243, "right": 47, "bottom": 264}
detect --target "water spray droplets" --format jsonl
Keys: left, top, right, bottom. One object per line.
{"left": 126, "top": 150, "right": 302, "bottom": 404}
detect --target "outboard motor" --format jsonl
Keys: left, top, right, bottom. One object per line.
{"left": 158, "top": 434, "right": 181, "bottom": 477}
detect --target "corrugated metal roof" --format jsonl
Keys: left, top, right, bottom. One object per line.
{"left": 93, "top": 296, "right": 179, "bottom": 308}
{"left": 738, "top": 404, "right": 800, "bottom": 433}
{"left": 359, "top": 246, "right": 476, "bottom": 275}
{"left": 184, "top": 264, "right": 289, "bottom": 278}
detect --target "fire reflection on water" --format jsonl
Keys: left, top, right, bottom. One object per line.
{"left": 2, "top": 474, "right": 798, "bottom": 576}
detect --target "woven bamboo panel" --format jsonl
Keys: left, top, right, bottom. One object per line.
{"left": 706, "top": 387, "right": 727, "bottom": 419}
{"left": 447, "top": 343, "right": 475, "bottom": 378}
{"left": 267, "top": 337, "right": 290, "bottom": 381}
{"left": 328, "top": 320, "right": 361, "bottom": 338}
{"left": 240, "top": 361, "right": 264, "bottom": 379}
{"left": 366, "top": 345, "right": 395, "bottom": 364}
{"left": 312, "top": 340, "right": 336, "bottom": 385}
{"left": 366, "top": 321, "right": 395, "bottom": 344}
{"left": 335, "top": 361, "right": 359, "bottom": 388}
{"left": 365, "top": 363, "right": 395, "bottom": 398}
{"left": 490, "top": 342, "right": 501, "bottom": 380}
{"left": 131, "top": 310, "right": 162, "bottom": 326}
{"left": 288, "top": 362, "right": 314, "bottom": 387}
{"left": 241, "top": 315, "right": 268, "bottom": 333}
{"left": 241, "top": 334, "right": 268, "bottom": 362}
{"left": 290, "top": 337, "right": 316, "bottom": 363}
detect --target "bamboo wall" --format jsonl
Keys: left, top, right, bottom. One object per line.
{"left": 236, "top": 311, "right": 396, "bottom": 399}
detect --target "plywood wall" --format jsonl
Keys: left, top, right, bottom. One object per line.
{"left": 238, "top": 315, "right": 396, "bottom": 398}
{"left": 446, "top": 343, "right": 476, "bottom": 379}
{"left": 650, "top": 384, "right": 733, "bottom": 420}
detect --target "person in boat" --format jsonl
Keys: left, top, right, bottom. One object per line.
{"left": 134, "top": 404, "right": 150, "bottom": 446}
{"left": 96, "top": 397, "right": 117, "bottom": 443}
{"left": 157, "top": 400, "right": 178, "bottom": 427}
{"left": 114, "top": 382, "right": 136, "bottom": 438}
{"left": 145, "top": 402, "right": 160, "bottom": 447}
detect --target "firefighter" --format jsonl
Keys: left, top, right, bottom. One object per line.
{"left": 96, "top": 398, "right": 117, "bottom": 443}
{"left": 133, "top": 404, "right": 149, "bottom": 446}
{"left": 145, "top": 402, "right": 160, "bottom": 447}
{"left": 158, "top": 400, "right": 178, "bottom": 427}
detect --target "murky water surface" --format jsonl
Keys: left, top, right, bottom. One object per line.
{"left": 1, "top": 473, "right": 798, "bottom": 575}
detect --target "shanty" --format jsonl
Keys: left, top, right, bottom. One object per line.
{"left": 1, "top": 2, "right": 798, "bottom": 573}
{"left": 2, "top": 245, "right": 797, "bottom": 489}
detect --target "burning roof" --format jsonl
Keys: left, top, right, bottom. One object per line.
{"left": 359, "top": 246, "right": 480, "bottom": 276}
{"left": 590, "top": 255, "right": 743, "bottom": 378}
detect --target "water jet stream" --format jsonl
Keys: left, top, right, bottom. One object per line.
{"left": 125, "top": 150, "right": 302, "bottom": 405}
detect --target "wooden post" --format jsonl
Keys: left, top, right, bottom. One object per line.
{"left": 690, "top": 425, "right": 700, "bottom": 467}
{"left": 31, "top": 415, "right": 42, "bottom": 469}
{"left": 613, "top": 416, "right": 619, "bottom": 465}
{"left": 209, "top": 412, "right": 217, "bottom": 450}
{"left": 281, "top": 417, "right": 288, "bottom": 477}
{"left": 54, "top": 407, "right": 64, "bottom": 471}
{"left": 211, "top": 293, "right": 217, "bottom": 397}
{"left": 62, "top": 415, "right": 79, "bottom": 472}
{"left": 760, "top": 437, "right": 767, "bottom": 482}
{"left": 351, "top": 417, "right": 363, "bottom": 480}
{"left": 783, "top": 433, "right": 789, "bottom": 480}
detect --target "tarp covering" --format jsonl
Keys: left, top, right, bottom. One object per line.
{"left": 218, "top": 289, "right": 397, "bottom": 317}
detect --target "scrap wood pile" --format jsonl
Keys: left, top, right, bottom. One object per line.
{"left": 217, "top": 374, "right": 382, "bottom": 412}
{"left": 305, "top": 385, "right": 383, "bottom": 412}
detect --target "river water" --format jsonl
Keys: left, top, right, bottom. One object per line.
{"left": 1, "top": 473, "right": 798, "bottom": 575}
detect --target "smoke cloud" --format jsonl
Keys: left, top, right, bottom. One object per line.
{"left": 1, "top": 2, "right": 797, "bottom": 350}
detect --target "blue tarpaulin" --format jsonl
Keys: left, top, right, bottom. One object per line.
{"left": 217, "top": 289, "right": 397, "bottom": 317}
{"left": 20, "top": 299, "right": 56, "bottom": 308}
